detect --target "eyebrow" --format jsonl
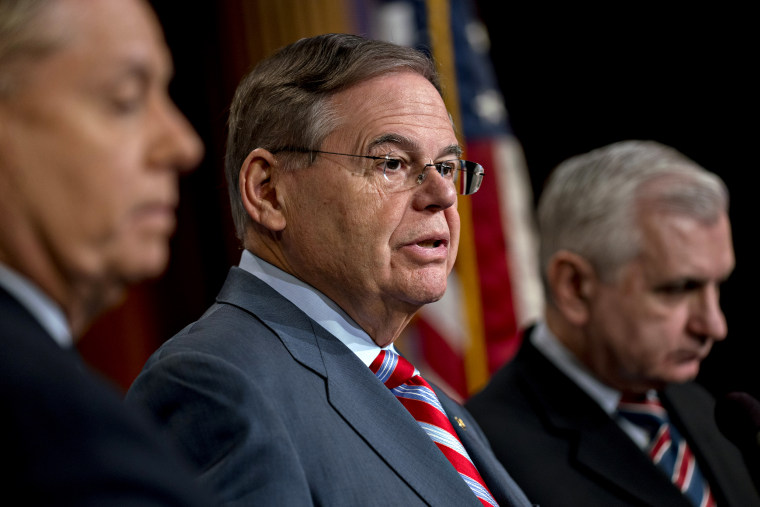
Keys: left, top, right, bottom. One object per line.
{"left": 367, "top": 133, "right": 462, "bottom": 159}
{"left": 653, "top": 273, "right": 732, "bottom": 293}
{"left": 111, "top": 48, "right": 173, "bottom": 87}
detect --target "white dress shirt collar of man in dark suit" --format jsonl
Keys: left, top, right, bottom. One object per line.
{"left": 0, "top": 262, "right": 71, "bottom": 347}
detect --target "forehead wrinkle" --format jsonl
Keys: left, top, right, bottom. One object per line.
{"left": 110, "top": 22, "right": 174, "bottom": 78}
{"left": 366, "top": 133, "right": 418, "bottom": 154}
{"left": 72, "top": 0, "right": 173, "bottom": 82}
{"left": 639, "top": 213, "right": 734, "bottom": 283}
{"left": 366, "top": 134, "right": 461, "bottom": 160}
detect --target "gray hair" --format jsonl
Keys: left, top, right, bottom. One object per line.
{"left": 225, "top": 33, "right": 441, "bottom": 240}
{"left": 0, "top": 0, "right": 61, "bottom": 95}
{"left": 538, "top": 140, "right": 729, "bottom": 284}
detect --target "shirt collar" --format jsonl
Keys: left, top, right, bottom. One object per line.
{"left": 0, "top": 262, "right": 73, "bottom": 348}
{"left": 238, "top": 250, "right": 394, "bottom": 366}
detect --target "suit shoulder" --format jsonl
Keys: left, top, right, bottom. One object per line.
{"left": 466, "top": 351, "right": 534, "bottom": 420}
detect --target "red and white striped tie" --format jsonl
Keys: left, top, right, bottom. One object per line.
{"left": 370, "top": 349, "right": 498, "bottom": 507}
{"left": 618, "top": 394, "right": 716, "bottom": 507}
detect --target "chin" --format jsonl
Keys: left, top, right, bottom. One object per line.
{"left": 407, "top": 284, "right": 447, "bottom": 306}
{"left": 663, "top": 364, "right": 702, "bottom": 385}
{"left": 116, "top": 243, "right": 171, "bottom": 283}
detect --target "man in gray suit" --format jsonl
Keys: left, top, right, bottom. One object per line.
{"left": 127, "top": 33, "right": 531, "bottom": 506}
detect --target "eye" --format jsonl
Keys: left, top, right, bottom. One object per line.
{"left": 381, "top": 156, "right": 403, "bottom": 172}
{"left": 655, "top": 279, "right": 704, "bottom": 298}
{"left": 437, "top": 160, "right": 458, "bottom": 177}
{"left": 106, "top": 77, "right": 147, "bottom": 115}
{"left": 111, "top": 95, "right": 143, "bottom": 114}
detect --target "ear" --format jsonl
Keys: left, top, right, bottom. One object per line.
{"left": 545, "top": 250, "right": 597, "bottom": 326}
{"left": 239, "top": 148, "right": 286, "bottom": 232}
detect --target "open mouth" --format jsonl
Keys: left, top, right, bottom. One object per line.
{"left": 417, "top": 239, "right": 445, "bottom": 248}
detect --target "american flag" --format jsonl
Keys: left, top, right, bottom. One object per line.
{"left": 368, "top": 0, "right": 544, "bottom": 400}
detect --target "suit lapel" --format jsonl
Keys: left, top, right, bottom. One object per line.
{"left": 439, "top": 388, "right": 532, "bottom": 507}
{"left": 216, "top": 267, "right": 327, "bottom": 376}
{"left": 217, "top": 268, "right": 480, "bottom": 506}
{"left": 518, "top": 340, "right": 690, "bottom": 506}
{"left": 318, "top": 332, "right": 481, "bottom": 506}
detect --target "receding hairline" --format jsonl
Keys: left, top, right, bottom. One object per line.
{"left": 0, "top": 0, "right": 78, "bottom": 95}
{"left": 325, "top": 71, "right": 459, "bottom": 155}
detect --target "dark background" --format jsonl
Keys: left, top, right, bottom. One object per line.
{"left": 80, "top": 2, "right": 758, "bottom": 400}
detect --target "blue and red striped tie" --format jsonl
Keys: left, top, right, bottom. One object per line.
{"left": 370, "top": 349, "right": 498, "bottom": 507}
{"left": 618, "top": 394, "right": 715, "bottom": 507}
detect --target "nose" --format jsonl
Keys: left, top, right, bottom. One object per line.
{"left": 150, "top": 95, "right": 204, "bottom": 173}
{"left": 415, "top": 163, "right": 447, "bottom": 185}
{"left": 688, "top": 284, "right": 728, "bottom": 341}
{"left": 412, "top": 163, "right": 457, "bottom": 211}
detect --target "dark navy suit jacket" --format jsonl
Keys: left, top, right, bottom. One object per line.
{"left": 127, "top": 267, "right": 532, "bottom": 506}
{"left": 466, "top": 330, "right": 760, "bottom": 507}
{"left": 0, "top": 285, "right": 212, "bottom": 506}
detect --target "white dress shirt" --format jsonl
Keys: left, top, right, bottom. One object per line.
{"left": 0, "top": 262, "right": 72, "bottom": 348}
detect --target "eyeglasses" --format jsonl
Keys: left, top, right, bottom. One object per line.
{"left": 271, "top": 148, "right": 484, "bottom": 195}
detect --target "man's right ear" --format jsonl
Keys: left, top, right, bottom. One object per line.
{"left": 545, "top": 250, "right": 597, "bottom": 326}
{"left": 239, "top": 148, "right": 286, "bottom": 231}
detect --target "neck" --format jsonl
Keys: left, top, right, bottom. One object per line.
{"left": 249, "top": 241, "right": 418, "bottom": 348}
{"left": 66, "top": 275, "right": 126, "bottom": 336}
{"left": 545, "top": 307, "right": 580, "bottom": 356}
{"left": 546, "top": 308, "right": 663, "bottom": 394}
{"left": 352, "top": 306, "right": 416, "bottom": 348}
{"left": 0, "top": 244, "right": 123, "bottom": 339}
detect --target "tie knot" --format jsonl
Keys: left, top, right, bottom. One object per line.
{"left": 369, "top": 349, "right": 418, "bottom": 389}
{"left": 618, "top": 393, "right": 668, "bottom": 435}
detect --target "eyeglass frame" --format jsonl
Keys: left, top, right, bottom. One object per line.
{"left": 269, "top": 147, "right": 485, "bottom": 196}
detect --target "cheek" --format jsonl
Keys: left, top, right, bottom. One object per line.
{"left": 327, "top": 194, "right": 382, "bottom": 246}
{"left": 591, "top": 296, "right": 646, "bottom": 356}
{"left": 68, "top": 158, "right": 138, "bottom": 232}
{"left": 42, "top": 116, "right": 139, "bottom": 213}
{"left": 285, "top": 184, "right": 386, "bottom": 271}
{"left": 616, "top": 307, "right": 687, "bottom": 368}
{"left": 372, "top": 192, "right": 411, "bottom": 239}
{"left": 446, "top": 208, "right": 460, "bottom": 268}
{"left": 638, "top": 297, "right": 689, "bottom": 338}
{"left": 656, "top": 307, "right": 694, "bottom": 353}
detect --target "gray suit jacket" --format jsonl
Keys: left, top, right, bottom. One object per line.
{"left": 127, "top": 267, "right": 532, "bottom": 506}
{"left": 466, "top": 331, "right": 760, "bottom": 506}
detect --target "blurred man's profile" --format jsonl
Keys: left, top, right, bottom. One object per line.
{"left": 0, "top": 0, "right": 210, "bottom": 503}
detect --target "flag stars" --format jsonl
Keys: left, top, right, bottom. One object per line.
{"left": 474, "top": 89, "right": 507, "bottom": 126}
